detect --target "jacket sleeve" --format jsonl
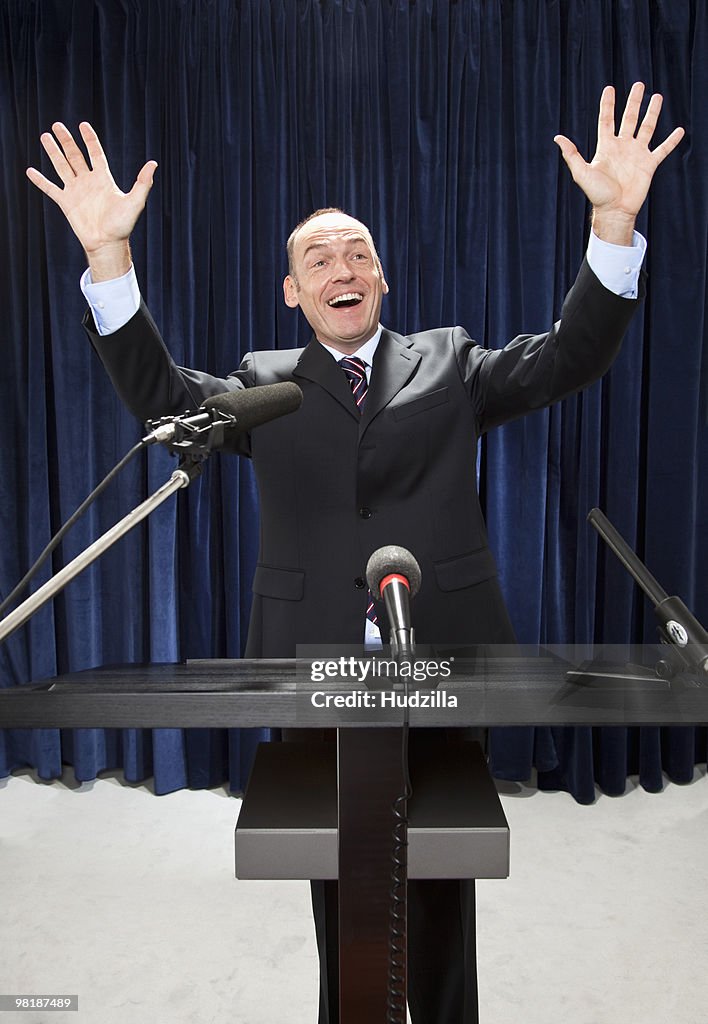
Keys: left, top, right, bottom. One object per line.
{"left": 82, "top": 300, "right": 254, "bottom": 424}
{"left": 460, "top": 258, "right": 645, "bottom": 434}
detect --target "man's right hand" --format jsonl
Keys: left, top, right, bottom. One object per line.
{"left": 26, "top": 122, "right": 157, "bottom": 281}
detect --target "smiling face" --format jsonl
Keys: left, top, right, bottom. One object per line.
{"left": 283, "top": 211, "right": 389, "bottom": 354}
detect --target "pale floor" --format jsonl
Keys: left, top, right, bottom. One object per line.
{"left": 1, "top": 766, "right": 707, "bottom": 1024}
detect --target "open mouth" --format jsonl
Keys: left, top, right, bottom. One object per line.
{"left": 327, "top": 292, "right": 364, "bottom": 309}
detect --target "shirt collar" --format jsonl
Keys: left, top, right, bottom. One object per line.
{"left": 318, "top": 324, "right": 383, "bottom": 368}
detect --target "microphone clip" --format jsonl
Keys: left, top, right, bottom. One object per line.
{"left": 143, "top": 410, "right": 238, "bottom": 457}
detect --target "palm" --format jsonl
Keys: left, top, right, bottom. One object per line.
{"left": 555, "top": 83, "right": 684, "bottom": 219}
{"left": 577, "top": 143, "right": 655, "bottom": 215}
{"left": 26, "top": 122, "right": 156, "bottom": 253}
{"left": 58, "top": 173, "right": 140, "bottom": 251}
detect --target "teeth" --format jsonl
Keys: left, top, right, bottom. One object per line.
{"left": 327, "top": 293, "right": 363, "bottom": 307}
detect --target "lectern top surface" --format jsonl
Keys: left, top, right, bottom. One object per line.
{"left": 2, "top": 648, "right": 708, "bottom": 729}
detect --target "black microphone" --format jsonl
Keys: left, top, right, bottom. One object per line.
{"left": 144, "top": 381, "right": 303, "bottom": 454}
{"left": 366, "top": 545, "right": 422, "bottom": 660}
{"left": 204, "top": 382, "right": 303, "bottom": 451}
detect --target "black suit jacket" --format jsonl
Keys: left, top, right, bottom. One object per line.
{"left": 84, "top": 259, "right": 642, "bottom": 656}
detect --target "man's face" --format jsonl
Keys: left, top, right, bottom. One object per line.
{"left": 283, "top": 212, "right": 389, "bottom": 354}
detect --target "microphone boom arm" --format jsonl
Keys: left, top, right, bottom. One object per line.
{"left": 0, "top": 461, "right": 202, "bottom": 646}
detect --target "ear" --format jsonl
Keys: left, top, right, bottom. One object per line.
{"left": 378, "top": 261, "right": 389, "bottom": 296}
{"left": 283, "top": 275, "right": 300, "bottom": 308}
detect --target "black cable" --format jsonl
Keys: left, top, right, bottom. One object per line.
{"left": 0, "top": 439, "right": 148, "bottom": 618}
{"left": 387, "top": 668, "right": 413, "bottom": 1024}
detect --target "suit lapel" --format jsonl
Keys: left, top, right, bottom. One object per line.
{"left": 292, "top": 330, "right": 421, "bottom": 432}
{"left": 360, "top": 330, "right": 420, "bottom": 435}
{"left": 293, "top": 338, "right": 360, "bottom": 422}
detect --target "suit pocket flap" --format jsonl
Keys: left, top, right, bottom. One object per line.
{"left": 433, "top": 548, "right": 498, "bottom": 592}
{"left": 253, "top": 565, "right": 305, "bottom": 601}
{"left": 392, "top": 387, "right": 449, "bottom": 420}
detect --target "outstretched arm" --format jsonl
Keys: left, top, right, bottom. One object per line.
{"left": 554, "top": 83, "right": 685, "bottom": 245}
{"left": 26, "top": 121, "right": 157, "bottom": 281}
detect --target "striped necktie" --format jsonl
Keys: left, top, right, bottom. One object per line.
{"left": 339, "top": 355, "right": 369, "bottom": 411}
{"left": 339, "top": 356, "right": 378, "bottom": 627}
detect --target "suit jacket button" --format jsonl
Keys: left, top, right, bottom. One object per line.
{"left": 354, "top": 577, "right": 366, "bottom": 589}
{"left": 358, "top": 507, "right": 372, "bottom": 519}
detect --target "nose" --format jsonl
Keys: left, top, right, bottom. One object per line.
{"left": 331, "top": 256, "right": 355, "bottom": 282}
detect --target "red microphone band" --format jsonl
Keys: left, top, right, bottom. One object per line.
{"left": 379, "top": 573, "right": 410, "bottom": 596}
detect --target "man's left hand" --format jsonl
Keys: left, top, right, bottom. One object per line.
{"left": 554, "top": 82, "right": 685, "bottom": 245}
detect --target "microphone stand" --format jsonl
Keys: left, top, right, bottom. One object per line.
{"left": 0, "top": 458, "right": 203, "bottom": 646}
{"left": 382, "top": 584, "right": 414, "bottom": 1024}
{"left": 566, "top": 509, "right": 708, "bottom": 684}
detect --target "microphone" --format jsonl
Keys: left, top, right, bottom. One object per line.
{"left": 588, "top": 508, "right": 708, "bottom": 677}
{"left": 366, "top": 545, "right": 422, "bottom": 660}
{"left": 204, "top": 382, "right": 303, "bottom": 452}
{"left": 144, "top": 381, "right": 303, "bottom": 454}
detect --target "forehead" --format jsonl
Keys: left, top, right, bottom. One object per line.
{"left": 293, "top": 214, "right": 376, "bottom": 258}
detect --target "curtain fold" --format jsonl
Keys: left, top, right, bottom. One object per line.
{"left": 1, "top": 0, "right": 705, "bottom": 800}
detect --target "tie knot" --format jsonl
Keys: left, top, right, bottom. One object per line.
{"left": 339, "top": 356, "right": 367, "bottom": 379}
{"left": 339, "top": 356, "right": 369, "bottom": 411}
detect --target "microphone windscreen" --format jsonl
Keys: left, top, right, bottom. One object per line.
{"left": 203, "top": 382, "right": 303, "bottom": 432}
{"left": 366, "top": 545, "right": 422, "bottom": 599}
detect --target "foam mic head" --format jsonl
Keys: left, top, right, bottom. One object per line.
{"left": 366, "top": 545, "right": 422, "bottom": 599}
{"left": 202, "top": 382, "right": 303, "bottom": 446}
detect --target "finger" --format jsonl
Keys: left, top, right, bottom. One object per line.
{"left": 26, "top": 166, "right": 65, "bottom": 204}
{"left": 128, "top": 160, "right": 158, "bottom": 204}
{"left": 554, "top": 135, "right": 588, "bottom": 182}
{"left": 39, "top": 130, "right": 76, "bottom": 185}
{"left": 636, "top": 92, "right": 663, "bottom": 146}
{"left": 651, "top": 126, "right": 686, "bottom": 165}
{"left": 78, "top": 121, "right": 111, "bottom": 173}
{"left": 136, "top": 159, "right": 158, "bottom": 185}
{"left": 618, "top": 82, "right": 645, "bottom": 138}
{"left": 51, "top": 121, "right": 91, "bottom": 176}
{"left": 597, "top": 85, "right": 616, "bottom": 144}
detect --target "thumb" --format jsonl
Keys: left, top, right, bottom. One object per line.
{"left": 554, "top": 135, "right": 587, "bottom": 183}
{"left": 129, "top": 159, "right": 158, "bottom": 205}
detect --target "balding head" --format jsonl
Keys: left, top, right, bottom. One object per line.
{"left": 286, "top": 208, "right": 381, "bottom": 280}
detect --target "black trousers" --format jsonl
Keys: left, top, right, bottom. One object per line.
{"left": 311, "top": 876, "right": 479, "bottom": 1024}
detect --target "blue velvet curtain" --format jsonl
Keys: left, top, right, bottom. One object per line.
{"left": 1, "top": 0, "right": 705, "bottom": 801}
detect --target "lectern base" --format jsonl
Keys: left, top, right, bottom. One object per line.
{"left": 235, "top": 738, "right": 509, "bottom": 880}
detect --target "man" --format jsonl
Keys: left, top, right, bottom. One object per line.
{"left": 27, "top": 84, "right": 683, "bottom": 1022}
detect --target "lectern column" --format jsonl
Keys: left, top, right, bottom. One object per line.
{"left": 337, "top": 727, "right": 407, "bottom": 1023}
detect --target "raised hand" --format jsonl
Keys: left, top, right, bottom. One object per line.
{"left": 26, "top": 122, "right": 157, "bottom": 279}
{"left": 554, "top": 83, "right": 684, "bottom": 244}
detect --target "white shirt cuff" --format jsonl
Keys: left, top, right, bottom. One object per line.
{"left": 80, "top": 264, "right": 141, "bottom": 336}
{"left": 586, "top": 229, "right": 646, "bottom": 299}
